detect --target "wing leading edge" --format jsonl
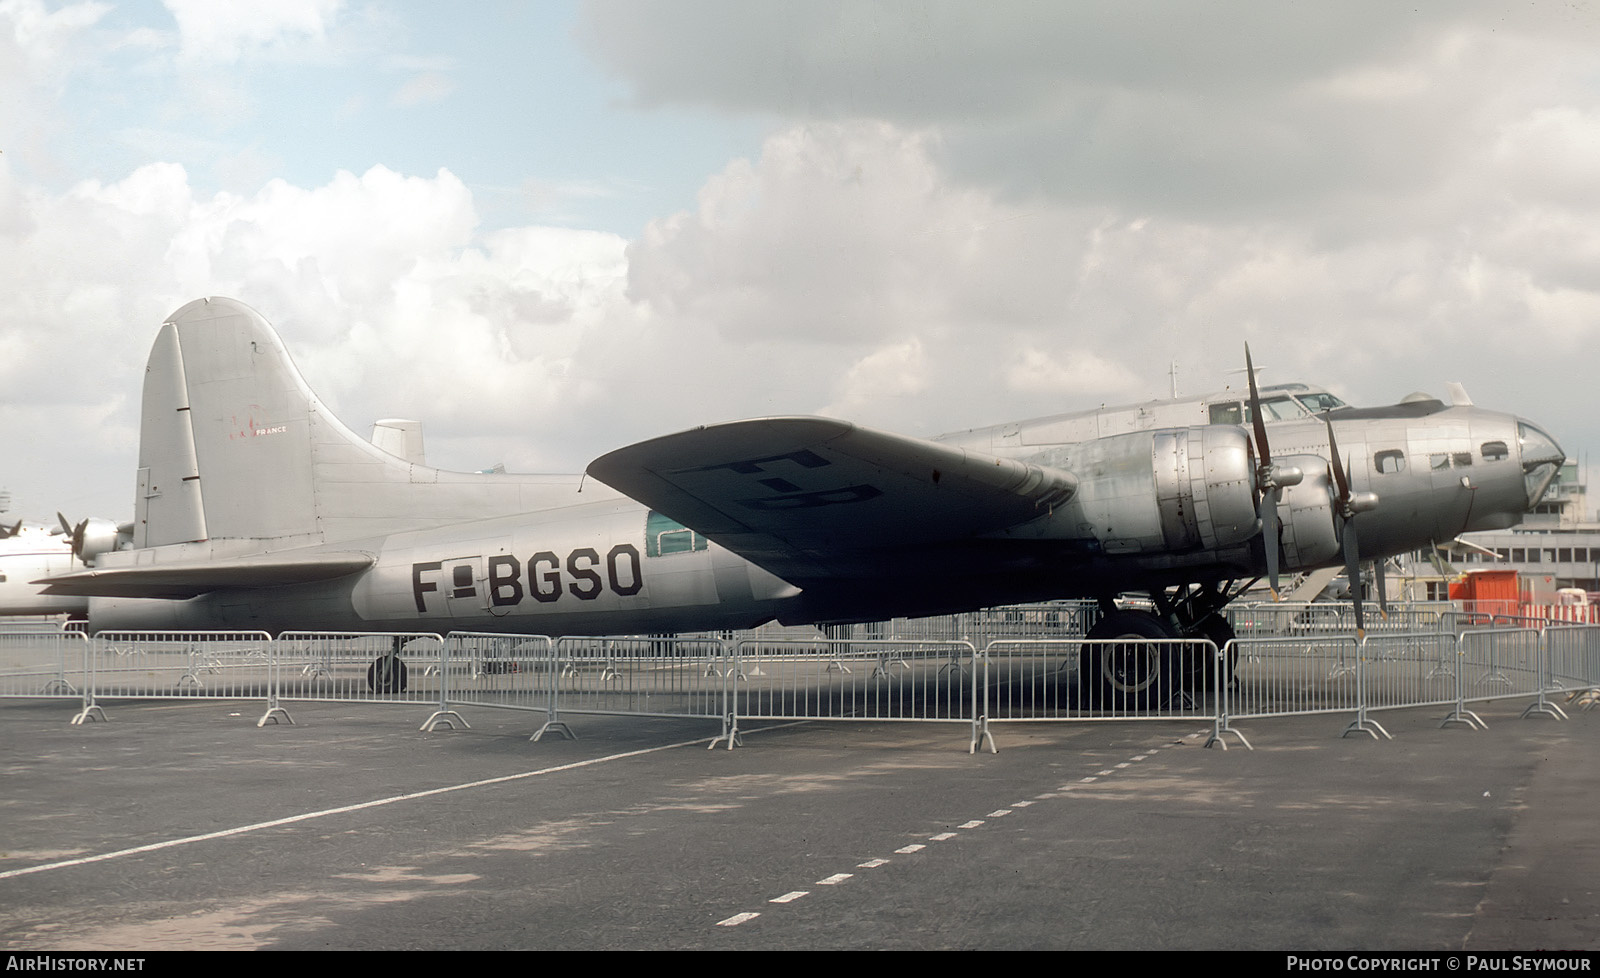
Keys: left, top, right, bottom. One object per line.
{"left": 587, "top": 417, "right": 1076, "bottom": 583}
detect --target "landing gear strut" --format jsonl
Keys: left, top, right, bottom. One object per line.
{"left": 1080, "top": 581, "right": 1248, "bottom": 704}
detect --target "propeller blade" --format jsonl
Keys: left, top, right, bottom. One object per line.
{"left": 1245, "top": 343, "right": 1270, "bottom": 469}
{"left": 56, "top": 512, "right": 73, "bottom": 537}
{"left": 1344, "top": 519, "right": 1364, "bottom": 638}
{"left": 1263, "top": 487, "right": 1281, "bottom": 597}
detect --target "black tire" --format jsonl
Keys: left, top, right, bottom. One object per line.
{"left": 1081, "top": 610, "right": 1178, "bottom": 708}
{"left": 367, "top": 654, "right": 408, "bottom": 694}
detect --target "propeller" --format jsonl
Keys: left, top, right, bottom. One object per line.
{"left": 56, "top": 512, "right": 130, "bottom": 566}
{"left": 1322, "top": 415, "right": 1379, "bottom": 636}
{"left": 1245, "top": 344, "right": 1302, "bottom": 597}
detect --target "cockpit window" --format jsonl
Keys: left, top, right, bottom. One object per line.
{"left": 1245, "top": 396, "right": 1310, "bottom": 423}
{"left": 1297, "top": 392, "right": 1347, "bottom": 413}
{"left": 1481, "top": 441, "right": 1509, "bottom": 461}
{"left": 1209, "top": 401, "right": 1243, "bottom": 425}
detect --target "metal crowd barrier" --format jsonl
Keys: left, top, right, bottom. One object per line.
{"left": 0, "top": 629, "right": 88, "bottom": 700}
{"left": 1, "top": 612, "right": 1595, "bottom": 751}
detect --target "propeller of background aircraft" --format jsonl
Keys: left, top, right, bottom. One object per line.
{"left": 56, "top": 512, "right": 132, "bottom": 565}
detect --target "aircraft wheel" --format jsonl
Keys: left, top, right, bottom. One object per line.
{"left": 1190, "top": 615, "right": 1237, "bottom": 690}
{"left": 367, "top": 654, "right": 408, "bottom": 694}
{"left": 1082, "top": 611, "right": 1177, "bottom": 707}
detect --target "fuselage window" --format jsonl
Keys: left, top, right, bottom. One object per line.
{"left": 1374, "top": 450, "right": 1405, "bottom": 474}
{"left": 1429, "top": 453, "right": 1451, "bottom": 471}
{"left": 1481, "top": 441, "right": 1509, "bottom": 461}
{"left": 645, "top": 510, "right": 708, "bottom": 557}
{"left": 1452, "top": 452, "right": 1472, "bottom": 468}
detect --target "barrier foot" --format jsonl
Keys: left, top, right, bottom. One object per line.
{"left": 531, "top": 720, "right": 576, "bottom": 742}
{"left": 41, "top": 679, "right": 77, "bottom": 695}
{"left": 1341, "top": 717, "right": 1391, "bottom": 740}
{"left": 710, "top": 716, "right": 742, "bottom": 750}
{"left": 70, "top": 704, "right": 106, "bottom": 724}
{"left": 421, "top": 710, "right": 470, "bottom": 732}
{"left": 1440, "top": 709, "right": 1486, "bottom": 730}
{"left": 1520, "top": 699, "right": 1568, "bottom": 721}
{"left": 1205, "top": 725, "right": 1252, "bottom": 750}
{"left": 257, "top": 706, "right": 295, "bottom": 726}
{"left": 969, "top": 717, "right": 997, "bottom": 755}
{"left": 1570, "top": 689, "right": 1599, "bottom": 711}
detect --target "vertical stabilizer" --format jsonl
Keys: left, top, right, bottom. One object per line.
{"left": 133, "top": 297, "right": 592, "bottom": 552}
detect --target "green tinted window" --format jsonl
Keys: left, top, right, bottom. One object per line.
{"left": 645, "top": 510, "right": 708, "bottom": 557}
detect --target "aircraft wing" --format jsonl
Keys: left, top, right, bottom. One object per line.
{"left": 36, "top": 551, "right": 375, "bottom": 599}
{"left": 587, "top": 417, "right": 1076, "bottom": 582}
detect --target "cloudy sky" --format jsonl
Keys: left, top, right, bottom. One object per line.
{"left": 2, "top": 0, "right": 1599, "bottom": 523}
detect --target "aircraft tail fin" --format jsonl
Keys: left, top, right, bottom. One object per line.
{"left": 134, "top": 297, "right": 585, "bottom": 552}
{"left": 135, "top": 297, "right": 395, "bottom": 548}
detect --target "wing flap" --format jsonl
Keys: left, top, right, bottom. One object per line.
{"left": 36, "top": 551, "right": 375, "bottom": 599}
{"left": 588, "top": 417, "right": 1075, "bottom": 580}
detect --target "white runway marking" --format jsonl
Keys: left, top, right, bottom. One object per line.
{"left": 770, "top": 891, "right": 808, "bottom": 903}
{"left": 717, "top": 912, "right": 760, "bottom": 926}
{"left": 0, "top": 734, "right": 717, "bottom": 881}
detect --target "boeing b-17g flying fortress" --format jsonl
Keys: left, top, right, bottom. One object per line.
{"left": 30, "top": 297, "right": 1563, "bottom": 699}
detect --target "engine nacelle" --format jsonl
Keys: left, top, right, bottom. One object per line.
{"left": 1269, "top": 457, "right": 1342, "bottom": 571}
{"left": 73, "top": 518, "right": 128, "bottom": 565}
{"left": 1071, "top": 426, "right": 1259, "bottom": 554}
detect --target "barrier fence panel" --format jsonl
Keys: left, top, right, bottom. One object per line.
{"left": 88, "top": 631, "right": 276, "bottom": 703}
{"left": 550, "top": 635, "right": 727, "bottom": 720}
{"left": 1356, "top": 632, "right": 1459, "bottom": 711}
{"left": 0, "top": 630, "right": 88, "bottom": 699}
{"left": 1225, "top": 635, "right": 1364, "bottom": 719}
{"left": 443, "top": 632, "right": 556, "bottom": 712}
{"left": 1543, "top": 625, "right": 1600, "bottom": 695}
{"left": 1455, "top": 627, "right": 1542, "bottom": 703}
{"left": 274, "top": 632, "right": 445, "bottom": 705}
{"left": 731, "top": 639, "right": 977, "bottom": 726}
{"left": 983, "top": 638, "right": 1218, "bottom": 722}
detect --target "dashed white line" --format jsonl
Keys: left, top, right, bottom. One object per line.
{"left": 713, "top": 738, "right": 1170, "bottom": 930}
{"left": 717, "top": 912, "right": 760, "bottom": 927}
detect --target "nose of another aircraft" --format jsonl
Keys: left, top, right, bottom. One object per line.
{"left": 1516, "top": 419, "right": 1565, "bottom": 509}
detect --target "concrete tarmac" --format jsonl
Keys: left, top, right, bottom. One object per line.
{"left": 0, "top": 694, "right": 1595, "bottom": 951}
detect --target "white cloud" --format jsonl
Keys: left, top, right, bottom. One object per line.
{"left": 162, "top": 0, "right": 341, "bottom": 64}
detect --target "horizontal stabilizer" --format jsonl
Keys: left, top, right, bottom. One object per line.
{"left": 37, "top": 551, "right": 375, "bottom": 599}
{"left": 587, "top": 417, "right": 1076, "bottom": 581}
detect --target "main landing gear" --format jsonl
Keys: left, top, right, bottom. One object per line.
{"left": 1080, "top": 582, "right": 1244, "bottom": 706}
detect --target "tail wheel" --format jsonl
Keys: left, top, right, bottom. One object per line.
{"left": 367, "top": 654, "right": 408, "bottom": 694}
